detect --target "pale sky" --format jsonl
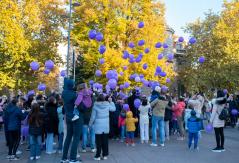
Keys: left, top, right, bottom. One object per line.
{"left": 163, "top": 0, "right": 225, "bottom": 38}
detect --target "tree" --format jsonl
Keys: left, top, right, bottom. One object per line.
{"left": 72, "top": 0, "right": 175, "bottom": 88}
{"left": 0, "top": 0, "right": 66, "bottom": 92}
{"left": 180, "top": 10, "right": 239, "bottom": 93}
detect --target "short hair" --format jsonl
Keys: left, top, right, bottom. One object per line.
{"left": 11, "top": 97, "right": 18, "bottom": 105}
{"left": 142, "top": 98, "right": 148, "bottom": 106}
{"left": 97, "top": 94, "right": 105, "bottom": 102}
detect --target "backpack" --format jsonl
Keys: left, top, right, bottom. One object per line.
{"left": 218, "top": 108, "right": 230, "bottom": 121}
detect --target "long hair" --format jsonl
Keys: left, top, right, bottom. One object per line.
{"left": 28, "top": 103, "right": 42, "bottom": 127}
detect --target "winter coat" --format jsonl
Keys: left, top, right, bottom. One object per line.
{"left": 45, "top": 102, "right": 59, "bottom": 134}
{"left": 172, "top": 101, "right": 185, "bottom": 118}
{"left": 57, "top": 106, "right": 64, "bottom": 134}
{"left": 62, "top": 78, "right": 77, "bottom": 121}
{"left": 187, "top": 117, "right": 201, "bottom": 133}
{"left": 89, "top": 101, "right": 116, "bottom": 134}
{"left": 125, "top": 111, "right": 138, "bottom": 132}
{"left": 138, "top": 105, "right": 150, "bottom": 124}
{"left": 150, "top": 98, "right": 168, "bottom": 117}
{"left": 164, "top": 102, "right": 173, "bottom": 121}
{"left": 210, "top": 97, "right": 226, "bottom": 128}
{"left": 188, "top": 98, "right": 203, "bottom": 115}
{"left": 118, "top": 110, "right": 126, "bottom": 127}
{"left": 28, "top": 112, "right": 46, "bottom": 136}
{"left": 4, "top": 103, "right": 26, "bottom": 131}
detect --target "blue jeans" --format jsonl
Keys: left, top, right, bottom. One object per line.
{"left": 46, "top": 133, "right": 54, "bottom": 153}
{"left": 58, "top": 133, "right": 64, "bottom": 151}
{"left": 82, "top": 125, "right": 95, "bottom": 150}
{"left": 29, "top": 135, "right": 41, "bottom": 157}
{"left": 120, "top": 126, "right": 126, "bottom": 140}
{"left": 152, "top": 115, "right": 165, "bottom": 144}
{"left": 188, "top": 132, "right": 199, "bottom": 149}
{"left": 62, "top": 118, "right": 82, "bottom": 161}
{"left": 127, "top": 132, "right": 134, "bottom": 139}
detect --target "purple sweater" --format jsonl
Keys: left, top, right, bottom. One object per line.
{"left": 75, "top": 89, "right": 93, "bottom": 108}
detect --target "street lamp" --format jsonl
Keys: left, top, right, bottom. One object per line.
{"left": 66, "top": 0, "right": 80, "bottom": 78}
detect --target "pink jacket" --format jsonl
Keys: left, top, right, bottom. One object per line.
{"left": 172, "top": 101, "right": 185, "bottom": 118}
{"left": 118, "top": 116, "right": 126, "bottom": 128}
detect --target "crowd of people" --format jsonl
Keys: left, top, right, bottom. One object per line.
{"left": 0, "top": 78, "right": 238, "bottom": 163}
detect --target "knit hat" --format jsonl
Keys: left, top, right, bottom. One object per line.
{"left": 155, "top": 86, "right": 161, "bottom": 93}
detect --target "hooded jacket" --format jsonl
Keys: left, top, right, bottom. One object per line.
{"left": 187, "top": 116, "right": 202, "bottom": 133}
{"left": 125, "top": 111, "right": 138, "bottom": 132}
{"left": 138, "top": 104, "right": 150, "bottom": 124}
{"left": 150, "top": 97, "right": 168, "bottom": 117}
{"left": 89, "top": 101, "right": 116, "bottom": 134}
{"left": 45, "top": 101, "right": 59, "bottom": 134}
{"left": 4, "top": 103, "right": 26, "bottom": 131}
{"left": 210, "top": 97, "right": 226, "bottom": 128}
{"left": 62, "top": 78, "right": 77, "bottom": 120}
{"left": 172, "top": 101, "right": 185, "bottom": 118}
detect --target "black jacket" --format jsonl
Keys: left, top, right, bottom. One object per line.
{"left": 45, "top": 102, "right": 59, "bottom": 134}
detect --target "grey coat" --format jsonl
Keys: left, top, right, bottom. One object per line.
{"left": 89, "top": 101, "right": 116, "bottom": 134}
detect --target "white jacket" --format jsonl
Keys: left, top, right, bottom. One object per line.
{"left": 210, "top": 97, "right": 225, "bottom": 128}
{"left": 138, "top": 105, "right": 150, "bottom": 124}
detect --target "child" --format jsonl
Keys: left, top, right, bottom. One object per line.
{"left": 138, "top": 97, "right": 150, "bottom": 144}
{"left": 72, "top": 83, "right": 93, "bottom": 121}
{"left": 118, "top": 109, "right": 126, "bottom": 142}
{"left": 187, "top": 110, "right": 202, "bottom": 150}
{"left": 57, "top": 99, "right": 64, "bottom": 153}
{"left": 28, "top": 103, "right": 45, "bottom": 160}
{"left": 125, "top": 111, "right": 138, "bottom": 146}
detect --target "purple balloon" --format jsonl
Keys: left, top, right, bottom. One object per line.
{"left": 156, "top": 66, "right": 162, "bottom": 73}
{"left": 95, "top": 32, "right": 103, "bottom": 42}
{"left": 60, "top": 70, "right": 66, "bottom": 77}
{"left": 231, "top": 109, "right": 238, "bottom": 115}
{"left": 124, "top": 82, "right": 130, "bottom": 88}
{"left": 135, "top": 57, "right": 142, "bottom": 63}
{"left": 205, "top": 124, "right": 213, "bottom": 133}
{"left": 138, "top": 40, "right": 145, "bottom": 46}
{"left": 161, "top": 85, "right": 168, "bottom": 92}
{"left": 138, "top": 53, "right": 143, "bottom": 58}
{"left": 223, "top": 89, "right": 228, "bottom": 95}
{"left": 123, "top": 66, "right": 128, "bottom": 70}
{"left": 128, "top": 42, "right": 135, "bottom": 48}
{"left": 129, "top": 58, "right": 135, "bottom": 63}
{"left": 45, "top": 60, "right": 54, "bottom": 70}
{"left": 163, "top": 43, "right": 168, "bottom": 49}
{"left": 139, "top": 74, "right": 144, "bottom": 79}
{"left": 106, "top": 70, "right": 118, "bottom": 80}
{"left": 89, "top": 80, "right": 94, "bottom": 85}
{"left": 119, "top": 85, "right": 124, "bottom": 90}
{"left": 88, "top": 30, "right": 97, "bottom": 39}
{"left": 95, "top": 70, "right": 102, "bottom": 77}
{"left": 30, "top": 61, "right": 40, "bottom": 71}
{"left": 38, "top": 83, "right": 46, "bottom": 91}
{"left": 99, "top": 58, "right": 105, "bottom": 64}
{"left": 134, "top": 99, "right": 141, "bottom": 108}
{"left": 123, "top": 104, "right": 129, "bottom": 110}
{"left": 44, "top": 68, "right": 50, "bottom": 75}
{"left": 138, "top": 22, "right": 144, "bottom": 28}
{"left": 178, "top": 37, "right": 184, "bottom": 42}
{"left": 158, "top": 53, "right": 164, "bottom": 60}
{"left": 119, "top": 72, "right": 123, "bottom": 76}
{"left": 155, "top": 42, "right": 162, "bottom": 48}
{"left": 108, "top": 79, "right": 117, "bottom": 89}
{"left": 27, "top": 90, "right": 35, "bottom": 96}
{"left": 105, "top": 85, "right": 110, "bottom": 91}
{"left": 198, "top": 56, "right": 205, "bottom": 63}
{"left": 144, "top": 48, "right": 150, "bottom": 54}
{"left": 143, "top": 63, "right": 148, "bottom": 70}
{"left": 122, "top": 51, "right": 129, "bottom": 59}
{"left": 99, "top": 45, "right": 106, "bottom": 54}
{"left": 135, "top": 76, "right": 141, "bottom": 82}
{"left": 166, "top": 78, "right": 171, "bottom": 83}
{"left": 167, "top": 54, "right": 174, "bottom": 61}
{"left": 159, "top": 71, "right": 167, "bottom": 77}
{"left": 143, "top": 80, "right": 149, "bottom": 86}
{"left": 189, "top": 37, "right": 197, "bottom": 44}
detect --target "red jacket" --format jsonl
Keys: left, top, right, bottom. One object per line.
{"left": 118, "top": 116, "right": 126, "bottom": 128}
{"left": 172, "top": 101, "right": 185, "bottom": 118}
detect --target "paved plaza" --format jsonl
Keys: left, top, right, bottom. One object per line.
{"left": 0, "top": 127, "right": 238, "bottom": 163}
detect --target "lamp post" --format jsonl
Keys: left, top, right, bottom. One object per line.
{"left": 66, "top": 0, "right": 80, "bottom": 77}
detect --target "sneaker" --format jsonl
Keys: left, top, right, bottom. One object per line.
{"left": 141, "top": 140, "right": 144, "bottom": 144}
{"left": 212, "top": 147, "right": 222, "bottom": 152}
{"left": 131, "top": 143, "right": 135, "bottom": 147}
{"left": 16, "top": 150, "right": 22, "bottom": 155}
{"left": 94, "top": 157, "right": 101, "bottom": 161}
{"left": 150, "top": 143, "right": 158, "bottom": 147}
{"left": 91, "top": 149, "right": 96, "bottom": 153}
{"left": 103, "top": 156, "right": 108, "bottom": 160}
{"left": 36, "top": 156, "right": 40, "bottom": 160}
{"left": 81, "top": 149, "right": 87, "bottom": 153}
{"left": 10, "top": 155, "right": 20, "bottom": 161}
{"left": 220, "top": 147, "right": 225, "bottom": 152}
{"left": 177, "top": 137, "right": 184, "bottom": 141}
{"left": 30, "top": 157, "right": 34, "bottom": 160}
{"left": 166, "top": 137, "right": 170, "bottom": 141}
{"left": 60, "top": 159, "right": 69, "bottom": 163}
{"left": 6, "top": 155, "right": 12, "bottom": 159}
{"left": 69, "top": 160, "right": 82, "bottom": 163}
{"left": 46, "top": 150, "right": 56, "bottom": 154}
{"left": 72, "top": 115, "right": 79, "bottom": 121}
{"left": 77, "top": 153, "right": 81, "bottom": 158}
{"left": 145, "top": 140, "right": 149, "bottom": 144}
{"left": 160, "top": 143, "right": 165, "bottom": 147}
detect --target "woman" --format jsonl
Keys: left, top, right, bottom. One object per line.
{"left": 28, "top": 103, "right": 45, "bottom": 160}
{"left": 210, "top": 90, "right": 227, "bottom": 152}
{"left": 89, "top": 94, "right": 116, "bottom": 161}
{"left": 45, "top": 96, "right": 59, "bottom": 154}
